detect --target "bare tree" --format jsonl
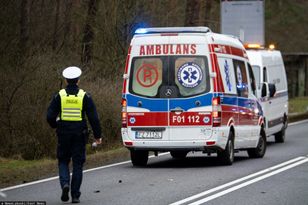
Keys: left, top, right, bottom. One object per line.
{"left": 20, "top": 0, "right": 30, "bottom": 51}
{"left": 185, "top": 0, "right": 202, "bottom": 26}
{"left": 63, "top": 0, "right": 73, "bottom": 47}
{"left": 184, "top": 0, "right": 214, "bottom": 27}
{"left": 82, "top": 0, "right": 100, "bottom": 66}
{"left": 52, "top": 0, "right": 60, "bottom": 51}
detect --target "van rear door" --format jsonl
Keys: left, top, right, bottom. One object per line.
{"left": 169, "top": 56, "right": 212, "bottom": 141}
{"left": 126, "top": 57, "right": 169, "bottom": 141}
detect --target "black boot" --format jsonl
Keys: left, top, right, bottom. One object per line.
{"left": 61, "top": 184, "right": 70, "bottom": 202}
{"left": 72, "top": 197, "right": 80, "bottom": 203}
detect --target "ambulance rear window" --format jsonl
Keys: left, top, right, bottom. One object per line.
{"left": 174, "top": 57, "right": 208, "bottom": 97}
{"left": 129, "top": 56, "right": 210, "bottom": 98}
{"left": 130, "top": 57, "right": 163, "bottom": 97}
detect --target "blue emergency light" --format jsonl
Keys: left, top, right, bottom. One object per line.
{"left": 135, "top": 27, "right": 211, "bottom": 34}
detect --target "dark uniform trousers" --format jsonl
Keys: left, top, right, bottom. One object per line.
{"left": 57, "top": 131, "right": 86, "bottom": 199}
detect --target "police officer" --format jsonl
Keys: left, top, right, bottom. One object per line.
{"left": 47, "top": 66, "right": 102, "bottom": 203}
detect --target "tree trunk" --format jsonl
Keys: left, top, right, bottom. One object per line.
{"left": 204, "top": 0, "right": 212, "bottom": 27}
{"left": 52, "top": 0, "right": 60, "bottom": 51}
{"left": 20, "top": 0, "right": 30, "bottom": 51}
{"left": 81, "top": 0, "right": 100, "bottom": 66}
{"left": 72, "top": 0, "right": 81, "bottom": 44}
{"left": 185, "top": 0, "right": 201, "bottom": 26}
{"left": 63, "top": 0, "right": 73, "bottom": 46}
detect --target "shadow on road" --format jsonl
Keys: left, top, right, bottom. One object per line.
{"left": 145, "top": 155, "right": 251, "bottom": 169}
{"left": 130, "top": 139, "right": 289, "bottom": 169}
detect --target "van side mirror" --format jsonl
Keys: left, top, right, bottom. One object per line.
{"left": 261, "top": 83, "right": 268, "bottom": 98}
{"left": 268, "top": 83, "right": 276, "bottom": 97}
{"left": 261, "top": 83, "right": 276, "bottom": 98}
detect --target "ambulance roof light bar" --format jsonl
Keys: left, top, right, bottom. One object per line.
{"left": 244, "top": 43, "right": 264, "bottom": 49}
{"left": 135, "top": 27, "right": 212, "bottom": 34}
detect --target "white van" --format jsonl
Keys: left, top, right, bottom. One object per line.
{"left": 121, "top": 27, "right": 265, "bottom": 166}
{"left": 247, "top": 49, "right": 288, "bottom": 143}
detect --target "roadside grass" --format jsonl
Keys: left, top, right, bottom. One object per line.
{"left": 1, "top": 97, "right": 308, "bottom": 189}
{"left": 0, "top": 147, "right": 130, "bottom": 189}
{"left": 0, "top": 157, "right": 57, "bottom": 189}
{"left": 289, "top": 97, "right": 308, "bottom": 114}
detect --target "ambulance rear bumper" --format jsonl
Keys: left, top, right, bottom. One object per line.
{"left": 123, "top": 140, "right": 226, "bottom": 152}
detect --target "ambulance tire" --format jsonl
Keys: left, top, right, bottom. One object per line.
{"left": 130, "top": 150, "right": 149, "bottom": 167}
{"left": 247, "top": 130, "right": 266, "bottom": 158}
{"left": 170, "top": 151, "right": 188, "bottom": 159}
{"left": 218, "top": 132, "right": 234, "bottom": 165}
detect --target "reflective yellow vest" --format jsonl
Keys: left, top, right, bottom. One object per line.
{"left": 59, "top": 89, "right": 86, "bottom": 121}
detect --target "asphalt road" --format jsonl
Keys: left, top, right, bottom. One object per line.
{"left": 1, "top": 120, "right": 308, "bottom": 205}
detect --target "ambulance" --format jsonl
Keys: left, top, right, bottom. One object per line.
{"left": 121, "top": 27, "right": 265, "bottom": 166}
{"left": 246, "top": 47, "right": 288, "bottom": 143}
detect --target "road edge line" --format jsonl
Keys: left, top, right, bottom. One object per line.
{"left": 189, "top": 158, "right": 308, "bottom": 205}
{"left": 169, "top": 156, "right": 305, "bottom": 205}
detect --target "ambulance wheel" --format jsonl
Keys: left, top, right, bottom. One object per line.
{"left": 247, "top": 130, "right": 266, "bottom": 158}
{"left": 170, "top": 151, "right": 188, "bottom": 159}
{"left": 218, "top": 132, "right": 234, "bottom": 165}
{"left": 130, "top": 150, "right": 148, "bottom": 166}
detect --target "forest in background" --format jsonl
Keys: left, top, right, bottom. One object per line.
{"left": 0, "top": 0, "right": 307, "bottom": 160}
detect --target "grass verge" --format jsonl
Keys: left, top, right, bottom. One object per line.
{"left": 289, "top": 97, "right": 308, "bottom": 113}
{"left": 0, "top": 147, "right": 130, "bottom": 189}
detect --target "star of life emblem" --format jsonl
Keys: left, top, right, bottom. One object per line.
{"left": 177, "top": 62, "right": 203, "bottom": 88}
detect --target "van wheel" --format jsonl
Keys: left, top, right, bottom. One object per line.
{"left": 275, "top": 127, "right": 286, "bottom": 143}
{"left": 170, "top": 151, "right": 188, "bottom": 159}
{"left": 217, "top": 132, "right": 234, "bottom": 165}
{"left": 130, "top": 150, "right": 148, "bottom": 166}
{"left": 275, "top": 116, "right": 287, "bottom": 143}
{"left": 247, "top": 130, "right": 266, "bottom": 158}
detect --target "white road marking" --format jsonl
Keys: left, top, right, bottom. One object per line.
{"left": 1, "top": 119, "right": 307, "bottom": 193}
{"left": 170, "top": 156, "right": 308, "bottom": 205}
{"left": 189, "top": 158, "right": 308, "bottom": 205}
{"left": 0, "top": 191, "right": 7, "bottom": 198}
{"left": 0, "top": 152, "right": 170, "bottom": 192}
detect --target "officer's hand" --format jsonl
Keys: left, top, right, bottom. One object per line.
{"left": 95, "top": 138, "right": 102, "bottom": 145}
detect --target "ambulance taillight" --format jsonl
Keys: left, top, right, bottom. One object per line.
{"left": 122, "top": 99, "right": 127, "bottom": 128}
{"left": 212, "top": 97, "right": 221, "bottom": 127}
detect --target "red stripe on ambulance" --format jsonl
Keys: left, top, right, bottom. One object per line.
{"left": 127, "top": 112, "right": 168, "bottom": 126}
{"left": 209, "top": 44, "right": 248, "bottom": 59}
{"left": 122, "top": 46, "right": 131, "bottom": 94}
{"left": 170, "top": 112, "right": 212, "bottom": 126}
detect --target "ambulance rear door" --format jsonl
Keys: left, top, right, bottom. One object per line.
{"left": 169, "top": 55, "right": 212, "bottom": 141}
{"left": 126, "top": 56, "right": 169, "bottom": 142}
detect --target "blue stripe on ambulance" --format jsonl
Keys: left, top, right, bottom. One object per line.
{"left": 169, "top": 93, "right": 213, "bottom": 111}
{"left": 126, "top": 93, "right": 254, "bottom": 112}
{"left": 126, "top": 94, "right": 168, "bottom": 112}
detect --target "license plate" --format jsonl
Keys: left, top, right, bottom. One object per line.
{"left": 135, "top": 131, "right": 162, "bottom": 139}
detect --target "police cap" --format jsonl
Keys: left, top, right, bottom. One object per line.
{"left": 62, "top": 66, "right": 82, "bottom": 79}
